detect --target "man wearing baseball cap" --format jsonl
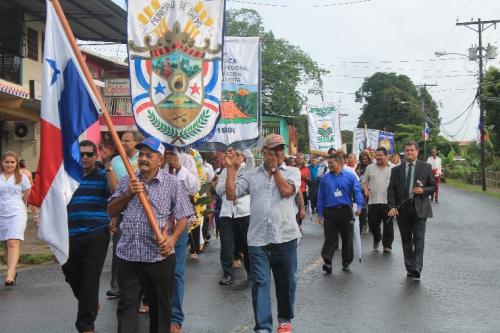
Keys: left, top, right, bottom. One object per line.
{"left": 224, "top": 134, "right": 301, "bottom": 333}
{"left": 108, "top": 136, "right": 194, "bottom": 333}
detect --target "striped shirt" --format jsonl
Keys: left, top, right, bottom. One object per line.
{"left": 67, "top": 168, "right": 110, "bottom": 239}
{"left": 111, "top": 169, "right": 194, "bottom": 263}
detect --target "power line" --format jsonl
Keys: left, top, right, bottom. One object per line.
{"left": 326, "top": 74, "right": 476, "bottom": 79}
{"left": 226, "top": 0, "right": 372, "bottom": 8}
{"left": 321, "top": 63, "right": 476, "bottom": 73}
{"left": 321, "top": 57, "right": 471, "bottom": 64}
{"left": 441, "top": 96, "right": 477, "bottom": 125}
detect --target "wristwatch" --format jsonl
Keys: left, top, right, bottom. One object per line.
{"left": 271, "top": 167, "right": 277, "bottom": 174}
{"left": 105, "top": 166, "right": 113, "bottom": 173}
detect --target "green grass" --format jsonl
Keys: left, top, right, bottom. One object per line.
{"left": 19, "top": 254, "right": 54, "bottom": 265}
{"left": 445, "top": 178, "right": 500, "bottom": 200}
{"left": 0, "top": 253, "right": 54, "bottom": 266}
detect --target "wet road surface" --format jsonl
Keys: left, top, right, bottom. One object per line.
{"left": 1, "top": 185, "right": 500, "bottom": 332}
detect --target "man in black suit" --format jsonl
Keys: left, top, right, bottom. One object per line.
{"left": 387, "top": 141, "right": 436, "bottom": 280}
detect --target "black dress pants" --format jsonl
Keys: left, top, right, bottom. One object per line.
{"left": 398, "top": 201, "right": 427, "bottom": 273}
{"left": 368, "top": 204, "right": 394, "bottom": 248}
{"left": 117, "top": 255, "right": 176, "bottom": 333}
{"left": 321, "top": 206, "right": 354, "bottom": 267}
{"left": 220, "top": 215, "right": 250, "bottom": 278}
{"left": 62, "top": 230, "right": 110, "bottom": 332}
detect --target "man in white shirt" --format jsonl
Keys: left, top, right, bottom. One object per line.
{"left": 163, "top": 148, "right": 200, "bottom": 333}
{"left": 200, "top": 152, "right": 216, "bottom": 182}
{"left": 426, "top": 149, "right": 442, "bottom": 203}
{"left": 215, "top": 149, "right": 254, "bottom": 285}
{"left": 362, "top": 147, "right": 394, "bottom": 252}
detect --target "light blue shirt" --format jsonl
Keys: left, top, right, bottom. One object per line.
{"left": 234, "top": 163, "right": 301, "bottom": 247}
{"left": 111, "top": 151, "right": 139, "bottom": 180}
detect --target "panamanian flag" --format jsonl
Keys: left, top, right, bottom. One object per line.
{"left": 29, "top": 0, "right": 100, "bottom": 264}
{"left": 423, "top": 122, "right": 430, "bottom": 141}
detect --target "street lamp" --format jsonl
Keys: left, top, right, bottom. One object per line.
{"left": 434, "top": 50, "right": 476, "bottom": 61}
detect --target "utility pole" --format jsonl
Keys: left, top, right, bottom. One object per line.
{"left": 416, "top": 83, "right": 437, "bottom": 159}
{"left": 457, "top": 18, "right": 500, "bottom": 191}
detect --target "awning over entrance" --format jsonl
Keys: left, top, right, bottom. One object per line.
{"left": 0, "top": 0, "right": 126, "bottom": 43}
{"left": 0, "top": 79, "right": 40, "bottom": 121}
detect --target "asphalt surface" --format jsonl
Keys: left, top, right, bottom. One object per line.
{"left": 1, "top": 185, "right": 500, "bottom": 333}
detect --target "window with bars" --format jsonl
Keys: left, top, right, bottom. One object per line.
{"left": 27, "top": 28, "right": 38, "bottom": 61}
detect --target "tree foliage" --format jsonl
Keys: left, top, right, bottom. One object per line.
{"left": 394, "top": 123, "right": 458, "bottom": 158}
{"left": 483, "top": 66, "right": 500, "bottom": 152}
{"left": 224, "top": 9, "right": 327, "bottom": 116}
{"left": 355, "top": 72, "right": 441, "bottom": 133}
{"left": 341, "top": 130, "right": 353, "bottom": 153}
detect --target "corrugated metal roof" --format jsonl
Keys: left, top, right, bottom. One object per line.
{"left": 0, "top": 0, "right": 126, "bottom": 43}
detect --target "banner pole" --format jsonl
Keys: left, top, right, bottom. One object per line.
{"left": 50, "top": 0, "right": 164, "bottom": 245}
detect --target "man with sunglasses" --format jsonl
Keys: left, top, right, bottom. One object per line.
{"left": 62, "top": 140, "right": 116, "bottom": 333}
{"left": 225, "top": 134, "right": 301, "bottom": 333}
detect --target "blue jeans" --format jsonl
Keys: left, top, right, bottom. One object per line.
{"left": 171, "top": 228, "right": 188, "bottom": 326}
{"left": 249, "top": 239, "right": 298, "bottom": 333}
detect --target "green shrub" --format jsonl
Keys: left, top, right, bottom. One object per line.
{"left": 19, "top": 254, "right": 54, "bottom": 265}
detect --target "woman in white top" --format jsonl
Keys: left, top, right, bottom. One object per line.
{"left": 0, "top": 151, "right": 31, "bottom": 286}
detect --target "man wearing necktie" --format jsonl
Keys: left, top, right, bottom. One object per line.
{"left": 387, "top": 141, "right": 436, "bottom": 280}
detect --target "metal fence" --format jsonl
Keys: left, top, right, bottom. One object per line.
{"left": 471, "top": 171, "right": 500, "bottom": 188}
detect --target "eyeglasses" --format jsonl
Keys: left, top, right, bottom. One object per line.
{"left": 80, "top": 152, "right": 95, "bottom": 158}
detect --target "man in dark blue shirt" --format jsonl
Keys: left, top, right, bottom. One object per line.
{"left": 316, "top": 153, "right": 364, "bottom": 274}
{"left": 62, "top": 140, "right": 115, "bottom": 333}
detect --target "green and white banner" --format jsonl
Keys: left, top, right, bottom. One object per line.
{"left": 308, "top": 106, "right": 342, "bottom": 152}
{"left": 202, "top": 37, "right": 260, "bottom": 150}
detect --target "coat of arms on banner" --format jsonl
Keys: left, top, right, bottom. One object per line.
{"left": 128, "top": 1, "right": 224, "bottom": 146}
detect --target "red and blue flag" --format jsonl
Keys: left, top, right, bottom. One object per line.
{"left": 29, "top": 0, "right": 100, "bottom": 264}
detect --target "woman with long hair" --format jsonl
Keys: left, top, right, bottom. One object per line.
{"left": 0, "top": 151, "right": 31, "bottom": 286}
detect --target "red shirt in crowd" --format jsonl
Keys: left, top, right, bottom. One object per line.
{"left": 299, "top": 165, "right": 311, "bottom": 193}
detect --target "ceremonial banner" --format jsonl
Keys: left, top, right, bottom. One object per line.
{"left": 377, "top": 130, "right": 395, "bottom": 154}
{"left": 308, "top": 106, "right": 342, "bottom": 153}
{"left": 201, "top": 37, "right": 260, "bottom": 150}
{"left": 352, "top": 128, "right": 395, "bottom": 156}
{"left": 128, "top": 0, "right": 225, "bottom": 147}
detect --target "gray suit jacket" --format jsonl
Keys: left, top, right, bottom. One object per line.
{"left": 387, "top": 160, "right": 436, "bottom": 219}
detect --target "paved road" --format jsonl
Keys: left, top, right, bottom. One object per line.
{"left": 1, "top": 185, "right": 500, "bottom": 333}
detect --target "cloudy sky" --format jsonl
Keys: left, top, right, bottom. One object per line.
{"left": 108, "top": 0, "right": 500, "bottom": 140}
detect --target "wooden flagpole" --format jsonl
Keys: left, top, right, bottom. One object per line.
{"left": 49, "top": 0, "right": 164, "bottom": 245}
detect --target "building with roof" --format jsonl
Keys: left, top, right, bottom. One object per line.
{"left": 0, "top": 0, "right": 126, "bottom": 169}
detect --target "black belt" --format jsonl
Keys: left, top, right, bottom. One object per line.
{"left": 325, "top": 205, "right": 351, "bottom": 210}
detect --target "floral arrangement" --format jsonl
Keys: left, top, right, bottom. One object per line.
{"left": 186, "top": 148, "right": 214, "bottom": 232}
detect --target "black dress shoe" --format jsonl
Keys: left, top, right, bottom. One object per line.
{"left": 407, "top": 270, "right": 420, "bottom": 280}
{"left": 322, "top": 264, "right": 332, "bottom": 275}
{"left": 4, "top": 273, "right": 17, "bottom": 287}
{"left": 106, "top": 289, "right": 120, "bottom": 298}
{"left": 342, "top": 265, "right": 350, "bottom": 272}
{"left": 219, "top": 276, "right": 234, "bottom": 285}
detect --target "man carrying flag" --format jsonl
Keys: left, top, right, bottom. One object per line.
{"left": 28, "top": 1, "right": 108, "bottom": 332}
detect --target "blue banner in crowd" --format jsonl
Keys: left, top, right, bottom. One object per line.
{"left": 377, "top": 131, "right": 395, "bottom": 154}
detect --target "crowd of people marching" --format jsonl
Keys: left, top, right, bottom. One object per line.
{"left": 0, "top": 131, "right": 442, "bottom": 333}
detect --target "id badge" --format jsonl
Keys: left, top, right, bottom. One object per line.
{"left": 334, "top": 189, "right": 342, "bottom": 197}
